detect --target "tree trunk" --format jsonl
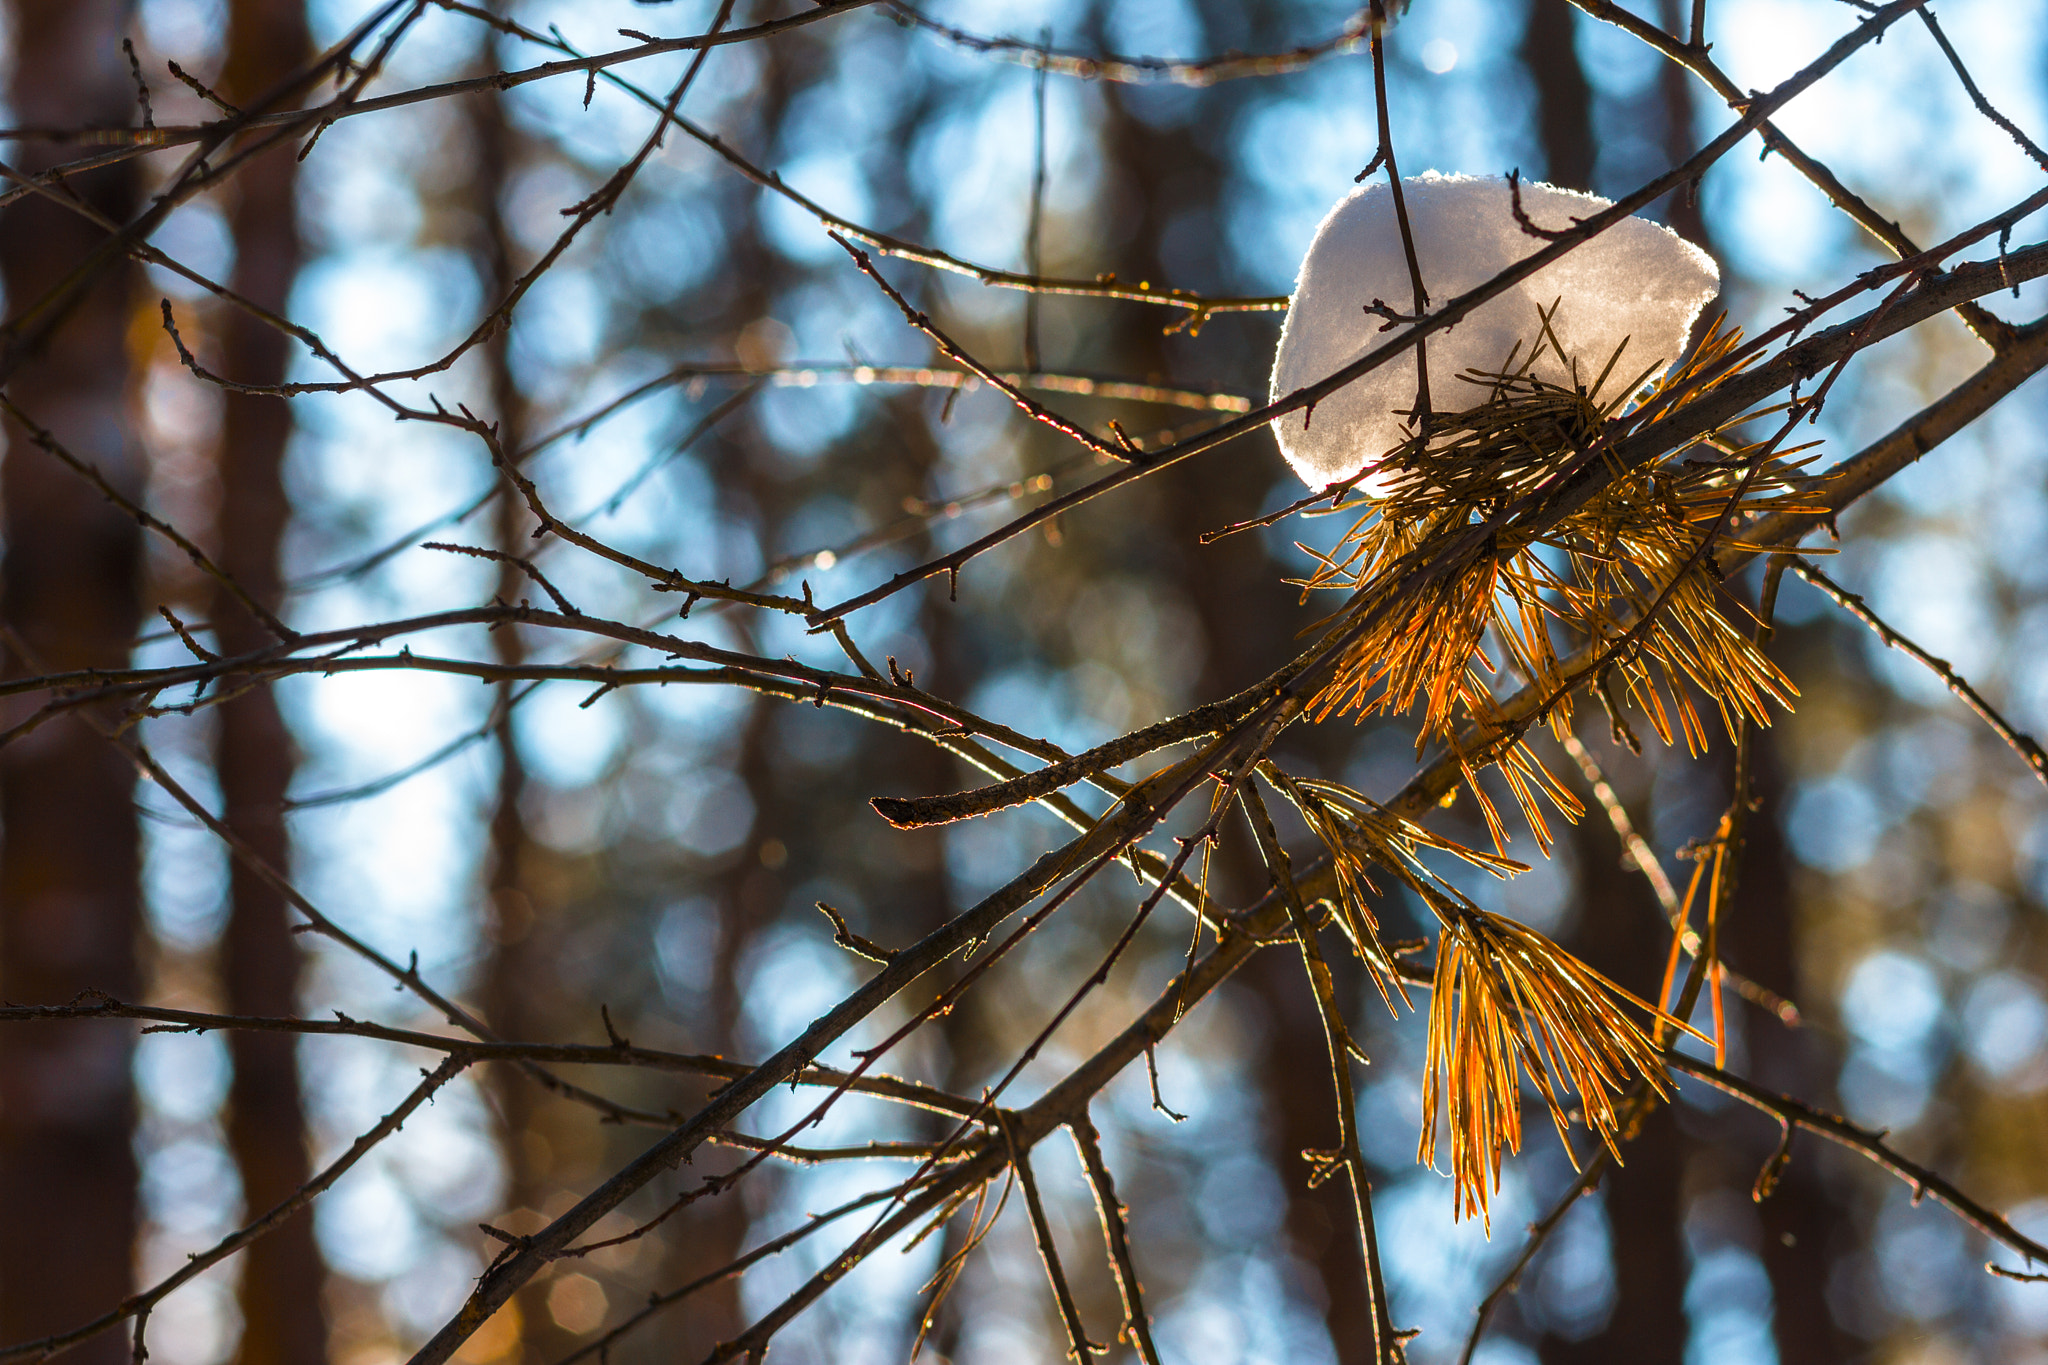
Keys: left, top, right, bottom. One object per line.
{"left": 209, "top": 4, "right": 327, "bottom": 1362}
{"left": 1087, "top": 18, "right": 1379, "bottom": 1354}
{"left": 1653, "top": 0, "right": 1711, "bottom": 249}
{"left": 1518, "top": 16, "right": 1693, "bottom": 1351}
{"left": 1726, "top": 725, "right": 1855, "bottom": 1365}
{"left": 1522, "top": 0, "right": 1596, "bottom": 193}
{"left": 0, "top": 3, "right": 145, "bottom": 1360}
{"left": 464, "top": 38, "right": 589, "bottom": 1362}
{"left": 1539, "top": 785, "right": 1690, "bottom": 1364}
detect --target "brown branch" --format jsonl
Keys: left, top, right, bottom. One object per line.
{"left": 830, "top": 233, "right": 1125, "bottom": 462}
{"left": 109, "top": 735, "right": 682, "bottom": 1130}
{"left": 136, "top": 0, "right": 755, "bottom": 410}
{"left": 1668, "top": 1053, "right": 2048, "bottom": 1268}
{"left": 466, "top": 413, "right": 813, "bottom": 617}
{"left": 422, "top": 541, "right": 581, "bottom": 616}
{"left": 1559, "top": 732, "right": 1683, "bottom": 915}
{"left": 1558, "top": 732, "right": 1801, "bottom": 1024}
{"left": 0, "top": 1056, "right": 468, "bottom": 1364}
{"left": 1569, "top": 0, "right": 2015, "bottom": 348}
{"left": 1790, "top": 557, "right": 2048, "bottom": 790}
{"left": 549, "top": 1170, "right": 967, "bottom": 1365}
{"left": 412, "top": 280, "right": 2048, "bottom": 1363}
{"left": 0, "top": 386, "right": 295, "bottom": 644}
{"left": 1068, "top": 1117, "right": 1164, "bottom": 1365}
{"left": 0, "top": 4, "right": 384, "bottom": 371}
{"left": 1454, "top": 1140, "right": 1623, "bottom": 1365}
{"left": 753, "top": 740, "right": 1267, "bottom": 1260}
{"left": 221, "top": 4, "right": 1288, "bottom": 324}
{"left": 0, "top": 994, "right": 985, "bottom": 1118}
{"left": 884, "top": 2, "right": 1371, "bottom": 85}
{"left": 1384, "top": 312, "right": 2048, "bottom": 821}
{"left": 1243, "top": 783, "right": 1402, "bottom": 1362}
{"left": 403, "top": 733, "right": 1243, "bottom": 1363}
{"left": 298, "top": 357, "right": 1246, "bottom": 606}
{"left": 1915, "top": 8, "right": 2048, "bottom": 173}
{"left": 1, "top": 599, "right": 1232, "bottom": 932}
{"left": 1006, "top": 1117, "right": 1100, "bottom": 1362}
{"left": 870, "top": 670, "right": 1292, "bottom": 828}
{"left": 0, "top": 0, "right": 883, "bottom": 194}
{"left": 704, "top": 1131, "right": 962, "bottom": 1166}
{"left": 810, "top": 173, "right": 2048, "bottom": 627}
{"left": 1369, "top": 0, "right": 1433, "bottom": 436}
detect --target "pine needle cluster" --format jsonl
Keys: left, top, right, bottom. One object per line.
{"left": 1295, "top": 312, "right": 1821, "bottom": 839}
{"left": 1266, "top": 315, "right": 1808, "bottom": 1222}
{"left": 1264, "top": 766, "right": 1695, "bottom": 1225}
{"left": 1420, "top": 896, "right": 1683, "bottom": 1229}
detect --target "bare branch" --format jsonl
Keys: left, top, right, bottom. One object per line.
{"left": 1790, "top": 557, "right": 2048, "bottom": 789}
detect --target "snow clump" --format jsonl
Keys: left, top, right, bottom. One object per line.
{"left": 1268, "top": 172, "right": 1719, "bottom": 491}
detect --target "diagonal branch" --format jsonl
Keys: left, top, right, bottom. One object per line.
{"left": 1669, "top": 1053, "right": 2048, "bottom": 1269}
{"left": 1790, "top": 557, "right": 2048, "bottom": 789}
{"left": 1069, "top": 1117, "right": 1164, "bottom": 1365}
{"left": 0, "top": 1056, "right": 468, "bottom": 1364}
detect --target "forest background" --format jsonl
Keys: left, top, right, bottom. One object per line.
{"left": 2, "top": 1, "right": 2048, "bottom": 1364}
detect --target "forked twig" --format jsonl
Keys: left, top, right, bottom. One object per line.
{"left": 1069, "top": 1116, "right": 1164, "bottom": 1365}
{"left": 1004, "top": 1115, "right": 1099, "bottom": 1362}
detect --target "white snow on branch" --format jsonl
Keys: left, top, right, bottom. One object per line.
{"left": 1268, "top": 172, "right": 1720, "bottom": 491}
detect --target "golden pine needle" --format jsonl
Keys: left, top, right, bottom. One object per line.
{"left": 1420, "top": 898, "right": 1701, "bottom": 1230}
{"left": 1263, "top": 769, "right": 1521, "bottom": 1010}
{"left": 1294, "top": 309, "right": 1817, "bottom": 840}
{"left": 1266, "top": 765, "right": 1704, "bottom": 1228}
{"left": 1266, "top": 312, "right": 1803, "bottom": 1230}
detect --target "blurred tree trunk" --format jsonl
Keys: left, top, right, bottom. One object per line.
{"left": 1520, "top": 17, "right": 1690, "bottom": 1358}
{"left": 209, "top": 4, "right": 328, "bottom": 1362}
{"left": 466, "top": 42, "right": 586, "bottom": 1363}
{"left": 1088, "top": 13, "right": 1377, "bottom": 1354}
{"left": 1522, "top": 0, "right": 1595, "bottom": 193}
{"left": 1540, "top": 784, "right": 1689, "bottom": 1364}
{"left": 1653, "top": 0, "right": 1710, "bottom": 248}
{"left": 639, "top": 41, "right": 803, "bottom": 1360}
{"left": 1244, "top": 952, "right": 1380, "bottom": 1365}
{"left": 0, "top": 3, "right": 145, "bottom": 1360}
{"left": 1727, "top": 724, "right": 1855, "bottom": 1365}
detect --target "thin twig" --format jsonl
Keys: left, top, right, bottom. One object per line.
{"left": 1069, "top": 1117, "right": 1164, "bottom": 1365}
{"left": 1571, "top": 0, "right": 2014, "bottom": 348}
{"left": 1669, "top": 1053, "right": 2048, "bottom": 1269}
{"left": 885, "top": 2, "right": 1371, "bottom": 85}
{"left": 831, "top": 232, "right": 1125, "bottom": 462}
{"left": 1243, "top": 782, "right": 1402, "bottom": 1364}
{"left": 1915, "top": 8, "right": 2048, "bottom": 172}
{"left": 0, "top": 1056, "right": 468, "bottom": 1364}
{"left": 809, "top": 183, "right": 2048, "bottom": 626}
{"left": 1005, "top": 1115, "right": 1099, "bottom": 1362}
{"left": 1558, "top": 731, "right": 1801, "bottom": 1025}
{"left": 0, "top": 394, "right": 297, "bottom": 642}
{"left": 0, "top": 993, "right": 984, "bottom": 1117}
{"left": 1791, "top": 557, "right": 2048, "bottom": 789}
